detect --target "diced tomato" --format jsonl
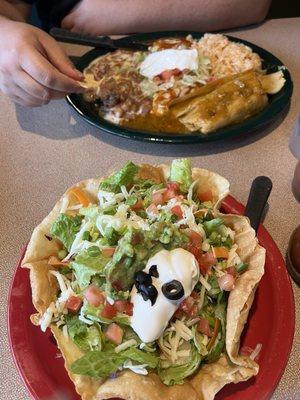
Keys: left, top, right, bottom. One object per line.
{"left": 100, "top": 302, "right": 117, "bottom": 319}
{"left": 197, "top": 252, "right": 217, "bottom": 275}
{"left": 105, "top": 323, "right": 124, "bottom": 345}
{"left": 84, "top": 286, "right": 105, "bottom": 307}
{"left": 187, "top": 244, "right": 201, "bottom": 260}
{"left": 66, "top": 296, "right": 83, "bottom": 313}
{"left": 163, "top": 189, "right": 177, "bottom": 202}
{"left": 102, "top": 247, "right": 115, "bottom": 257}
{"left": 212, "top": 246, "right": 229, "bottom": 259}
{"left": 131, "top": 198, "right": 144, "bottom": 211}
{"left": 197, "top": 189, "right": 213, "bottom": 203}
{"left": 159, "top": 68, "right": 182, "bottom": 81}
{"left": 226, "top": 266, "right": 237, "bottom": 278}
{"left": 114, "top": 300, "right": 134, "bottom": 316}
{"left": 197, "top": 317, "right": 213, "bottom": 337}
{"left": 171, "top": 205, "right": 183, "bottom": 219}
{"left": 147, "top": 203, "right": 159, "bottom": 214}
{"left": 166, "top": 182, "right": 180, "bottom": 192}
{"left": 188, "top": 230, "right": 202, "bottom": 247}
{"left": 152, "top": 191, "right": 165, "bottom": 205}
{"left": 179, "top": 296, "right": 197, "bottom": 317}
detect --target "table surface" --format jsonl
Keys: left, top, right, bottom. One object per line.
{"left": 0, "top": 17, "right": 299, "bottom": 400}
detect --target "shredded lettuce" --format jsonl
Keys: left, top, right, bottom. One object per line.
{"left": 169, "top": 159, "right": 193, "bottom": 193}
{"left": 50, "top": 213, "right": 83, "bottom": 251}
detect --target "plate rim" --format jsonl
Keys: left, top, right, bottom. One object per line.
{"left": 66, "top": 31, "right": 293, "bottom": 144}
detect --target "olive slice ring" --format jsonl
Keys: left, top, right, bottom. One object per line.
{"left": 162, "top": 280, "right": 184, "bottom": 300}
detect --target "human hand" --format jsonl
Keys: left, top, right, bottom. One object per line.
{"left": 0, "top": 19, "right": 84, "bottom": 107}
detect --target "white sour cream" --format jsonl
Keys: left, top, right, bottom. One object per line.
{"left": 140, "top": 49, "right": 199, "bottom": 79}
{"left": 130, "top": 248, "right": 199, "bottom": 342}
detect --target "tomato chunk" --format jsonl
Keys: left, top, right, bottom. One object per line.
{"left": 152, "top": 191, "right": 165, "bottom": 205}
{"left": 197, "top": 252, "right": 217, "bottom": 275}
{"left": 66, "top": 296, "right": 82, "bottom": 313}
{"left": 188, "top": 230, "right": 202, "bottom": 247}
{"left": 197, "top": 317, "right": 213, "bottom": 337}
{"left": 114, "top": 300, "right": 134, "bottom": 316}
{"left": 101, "top": 302, "right": 117, "bottom": 319}
{"left": 171, "top": 205, "right": 183, "bottom": 219}
{"left": 197, "top": 189, "right": 213, "bottom": 203}
{"left": 187, "top": 244, "right": 201, "bottom": 260}
{"left": 105, "top": 323, "right": 124, "bottom": 345}
{"left": 131, "top": 198, "right": 144, "bottom": 211}
{"left": 179, "top": 296, "right": 197, "bottom": 317}
{"left": 84, "top": 286, "right": 105, "bottom": 307}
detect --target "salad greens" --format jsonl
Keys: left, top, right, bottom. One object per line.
{"left": 44, "top": 159, "right": 246, "bottom": 386}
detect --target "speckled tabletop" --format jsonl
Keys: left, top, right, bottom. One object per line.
{"left": 0, "top": 17, "right": 299, "bottom": 400}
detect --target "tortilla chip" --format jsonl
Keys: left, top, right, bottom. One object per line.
{"left": 22, "top": 165, "right": 264, "bottom": 400}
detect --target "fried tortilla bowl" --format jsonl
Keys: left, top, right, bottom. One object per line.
{"left": 22, "top": 164, "right": 265, "bottom": 400}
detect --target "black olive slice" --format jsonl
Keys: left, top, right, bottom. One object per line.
{"left": 134, "top": 271, "right": 152, "bottom": 285}
{"left": 136, "top": 283, "right": 158, "bottom": 306}
{"left": 162, "top": 280, "right": 184, "bottom": 300}
{"left": 149, "top": 265, "right": 159, "bottom": 278}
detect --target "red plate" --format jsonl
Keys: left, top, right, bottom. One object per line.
{"left": 8, "top": 195, "right": 295, "bottom": 400}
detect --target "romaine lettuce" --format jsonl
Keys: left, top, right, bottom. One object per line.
{"left": 99, "top": 161, "right": 139, "bottom": 193}
{"left": 50, "top": 213, "right": 83, "bottom": 251}
{"left": 169, "top": 159, "right": 193, "bottom": 193}
{"left": 158, "top": 345, "right": 201, "bottom": 385}
{"left": 70, "top": 248, "right": 110, "bottom": 288}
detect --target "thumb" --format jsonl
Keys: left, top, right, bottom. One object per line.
{"left": 40, "top": 34, "right": 83, "bottom": 81}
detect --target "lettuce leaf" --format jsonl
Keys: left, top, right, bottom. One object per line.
{"left": 99, "top": 161, "right": 139, "bottom": 193}
{"left": 158, "top": 345, "right": 201, "bottom": 385}
{"left": 65, "top": 316, "right": 103, "bottom": 352}
{"left": 71, "top": 249, "right": 110, "bottom": 288}
{"left": 121, "top": 347, "right": 158, "bottom": 369}
{"left": 169, "top": 159, "right": 192, "bottom": 193}
{"left": 50, "top": 213, "right": 83, "bottom": 251}
{"left": 71, "top": 349, "right": 125, "bottom": 377}
{"left": 70, "top": 346, "right": 158, "bottom": 377}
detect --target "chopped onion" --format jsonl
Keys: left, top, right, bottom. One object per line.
{"left": 250, "top": 343, "right": 262, "bottom": 361}
{"left": 218, "top": 273, "right": 235, "bottom": 291}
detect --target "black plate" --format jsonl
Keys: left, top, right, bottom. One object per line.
{"left": 67, "top": 31, "right": 293, "bottom": 144}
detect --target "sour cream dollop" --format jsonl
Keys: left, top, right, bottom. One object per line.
{"left": 139, "top": 49, "right": 199, "bottom": 79}
{"left": 130, "top": 248, "right": 199, "bottom": 342}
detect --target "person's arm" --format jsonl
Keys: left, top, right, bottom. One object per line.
{"left": 62, "top": 0, "right": 271, "bottom": 36}
{"left": 0, "top": 0, "right": 83, "bottom": 107}
{"left": 0, "top": 0, "right": 31, "bottom": 21}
